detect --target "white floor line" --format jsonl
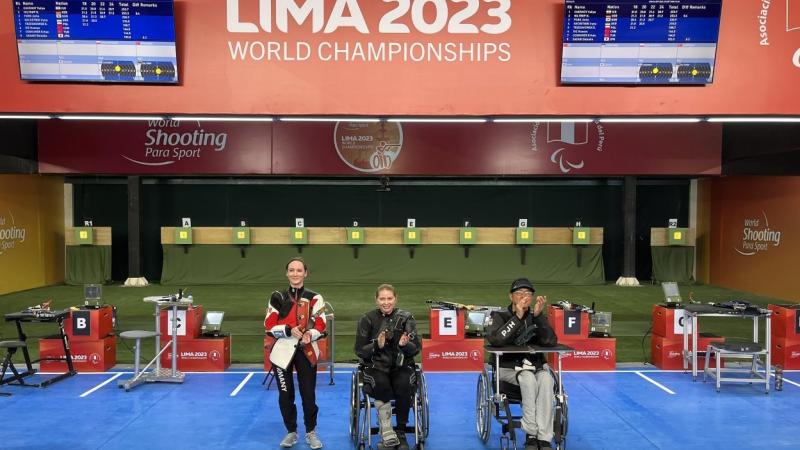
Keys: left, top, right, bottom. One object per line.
{"left": 634, "top": 371, "right": 676, "bottom": 395}
{"left": 80, "top": 372, "right": 124, "bottom": 398}
{"left": 771, "top": 372, "right": 800, "bottom": 388}
{"left": 230, "top": 372, "right": 255, "bottom": 397}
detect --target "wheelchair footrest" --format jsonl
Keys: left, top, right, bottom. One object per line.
{"left": 370, "top": 425, "right": 416, "bottom": 434}
{"left": 501, "top": 420, "right": 522, "bottom": 434}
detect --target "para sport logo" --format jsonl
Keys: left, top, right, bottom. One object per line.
{"left": 531, "top": 121, "right": 605, "bottom": 174}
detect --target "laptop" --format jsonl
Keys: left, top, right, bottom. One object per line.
{"left": 661, "top": 282, "right": 682, "bottom": 306}
{"left": 202, "top": 311, "right": 225, "bottom": 335}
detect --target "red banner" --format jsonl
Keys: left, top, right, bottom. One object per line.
{"left": 39, "top": 120, "right": 720, "bottom": 175}
{"left": 38, "top": 119, "right": 270, "bottom": 174}
{"left": 1, "top": 1, "right": 799, "bottom": 116}
{"left": 421, "top": 338, "right": 485, "bottom": 372}
{"left": 273, "top": 120, "right": 721, "bottom": 175}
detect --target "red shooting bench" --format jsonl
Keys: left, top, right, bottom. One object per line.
{"left": 39, "top": 335, "right": 116, "bottom": 372}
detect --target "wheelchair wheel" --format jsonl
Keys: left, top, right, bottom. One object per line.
{"left": 418, "top": 370, "right": 430, "bottom": 439}
{"left": 413, "top": 369, "right": 430, "bottom": 446}
{"left": 553, "top": 402, "right": 569, "bottom": 442}
{"left": 553, "top": 397, "right": 568, "bottom": 450}
{"left": 552, "top": 367, "right": 568, "bottom": 450}
{"left": 349, "top": 371, "right": 360, "bottom": 442}
{"left": 475, "top": 368, "right": 492, "bottom": 443}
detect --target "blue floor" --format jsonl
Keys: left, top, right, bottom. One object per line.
{"left": 0, "top": 369, "right": 797, "bottom": 449}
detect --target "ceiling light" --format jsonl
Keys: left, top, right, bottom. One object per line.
{"left": 598, "top": 117, "right": 702, "bottom": 123}
{"left": 170, "top": 116, "right": 274, "bottom": 122}
{"left": 57, "top": 115, "right": 165, "bottom": 121}
{"left": 279, "top": 117, "right": 380, "bottom": 122}
{"left": 387, "top": 118, "right": 487, "bottom": 123}
{"left": 493, "top": 118, "right": 594, "bottom": 123}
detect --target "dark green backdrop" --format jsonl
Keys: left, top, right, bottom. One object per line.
{"left": 70, "top": 178, "right": 690, "bottom": 282}
{"left": 160, "top": 244, "right": 605, "bottom": 285}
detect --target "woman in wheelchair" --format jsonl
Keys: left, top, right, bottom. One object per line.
{"left": 354, "top": 284, "right": 422, "bottom": 450}
{"left": 486, "top": 278, "right": 558, "bottom": 450}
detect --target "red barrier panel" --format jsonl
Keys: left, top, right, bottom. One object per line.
{"left": 159, "top": 305, "right": 204, "bottom": 341}
{"left": 652, "top": 305, "right": 698, "bottom": 339}
{"left": 548, "top": 338, "right": 615, "bottom": 371}
{"left": 772, "top": 338, "right": 800, "bottom": 369}
{"left": 650, "top": 334, "right": 725, "bottom": 370}
{"left": 39, "top": 335, "right": 116, "bottom": 372}
{"left": 429, "top": 309, "right": 465, "bottom": 341}
{"left": 161, "top": 336, "right": 231, "bottom": 372}
{"left": 769, "top": 305, "right": 800, "bottom": 339}
{"left": 65, "top": 306, "right": 114, "bottom": 342}
{"left": 421, "top": 338, "right": 484, "bottom": 372}
{"left": 547, "top": 306, "right": 589, "bottom": 342}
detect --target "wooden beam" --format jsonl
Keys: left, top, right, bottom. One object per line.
{"left": 160, "top": 227, "right": 604, "bottom": 245}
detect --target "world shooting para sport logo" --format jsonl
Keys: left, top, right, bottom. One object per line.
{"left": 734, "top": 211, "right": 783, "bottom": 256}
{"left": 0, "top": 210, "right": 27, "bottom": 256}
{"left": 122, "top": 120, "right": 229, "bottom": 167}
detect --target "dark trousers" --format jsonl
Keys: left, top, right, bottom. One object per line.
{"left": 363, "top": 366, "right": 415, "bottom": 426}
{"left": 273, "top": 351, "right": 318, "bottom": 433}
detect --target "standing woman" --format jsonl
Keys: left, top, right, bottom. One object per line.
{"left": 264, "top": 257, "right": 326, "bottom": 449}
{"left": 354, "top": 284, "right": 421, "bottom": 450}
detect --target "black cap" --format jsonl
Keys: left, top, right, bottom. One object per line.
{"left": 509, "top": 278, "right": 535, "bottom": 293}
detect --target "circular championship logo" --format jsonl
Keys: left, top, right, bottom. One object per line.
{"left": 470, "top": 350, "right": 481, "bottom": 361}
{"left": 602, "top": 349, "right": 613, "bottom": 360}
{"left": 210, "top": 350, "right": 221, "bottom": 362}
{"left": 334, "top": 121, "right": 403, "bottom": 172}
{"left": 90, "top": 353, "right": 101, "bottom": 365}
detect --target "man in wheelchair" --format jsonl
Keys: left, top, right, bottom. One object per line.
{"left": 486, "top": 278, "right": 558, "bottom": 450}
{"left": 355, "top": 284, "right": 422, "bottom": 450}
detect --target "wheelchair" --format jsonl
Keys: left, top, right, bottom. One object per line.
{"left": 349, "top": 364, "right": 430, "bottom": 450}
{"left": 475, "top": 353, "right": 569, "bottom": 450}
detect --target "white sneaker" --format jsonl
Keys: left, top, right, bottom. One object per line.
{"left": 305, "top": 430, "right": 323, "bottom": 449}
{"left": 279, "top": 431, "right": 298, "bottom": 448}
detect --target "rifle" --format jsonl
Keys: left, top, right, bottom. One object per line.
{"left": 267, "top": 301, "right": 328, "bottom": 370}
{"left": 426, "top": 299, "right": 476, "bottom": 310}
{"left": 552, "top": 300, "right": 594, "bottom": 314}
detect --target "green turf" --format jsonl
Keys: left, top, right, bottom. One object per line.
{"left": 0, "top": 282, "right": 790, "bottom": 365}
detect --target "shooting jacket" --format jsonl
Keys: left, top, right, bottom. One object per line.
{"left": 355, "top": 308, "right": 421, "bottom": 372}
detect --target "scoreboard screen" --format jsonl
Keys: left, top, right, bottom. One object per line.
{"left": 12, "top": 0, "right": 178, "bottom": 83}
{"left": 560, "top": 0, "right": 722, "bottom": 84}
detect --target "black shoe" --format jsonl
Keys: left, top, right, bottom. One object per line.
{"left": 537, "top": 439, "right": 553, "bottom": 449}
{"left": 524, "top": 435, "right": 539, "bottom": 450}
{"left": 396, "top": 431, "right": 409, "bottom": 450}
